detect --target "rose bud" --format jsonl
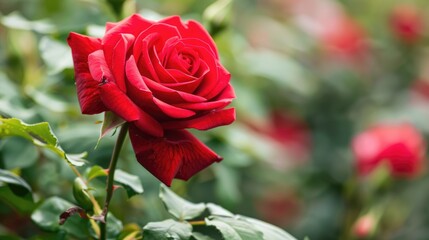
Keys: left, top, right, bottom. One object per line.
{"left": 68, "top": 14, "right": 235, "bottom": 186}
{"left": 352, "top": 123, "right": 425, "bottom": 178}
{"left": 72, "top": 178, "right": 93, "bottom": 212}
{"left": 390, "top": 4, "right": 424, "bottom": 44}
{"left": 353, "top": 214, "right": 376, "bottom": 238}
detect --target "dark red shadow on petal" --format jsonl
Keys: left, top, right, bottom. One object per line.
{"left": 129, "top": 126, "right": 222, "bottom": 186}
{"left": 379, "top": 142, "right": 420, "bottom": 177}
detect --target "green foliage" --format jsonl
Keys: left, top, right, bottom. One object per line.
{"left": 85, "top": 165, "right": 108, "bottom": 181}
{"left": 143, "top": 219, "right": 193, "bottom": 240}
{"left": 114, "top": 169, "right": 144, "bottom": 198}
{"left": 31, "top": 197, "right": 89, "bottom": 238}
{"left": 0, "top": 169, "right": 32, "bottom": 196}
{"left": 156, "top": 184, "right": 296, "bottom": 240}
{"left": 0, "top": 117, "right": 86, "bottom": 166}
{"left": 160, "top": 185, "right": 206, "bottom": 221}
{"left": 39, "top": 36, "right": 73, "bottom": 75}
{"left": 0, "top": 169, "right": 34, "bottom": 213}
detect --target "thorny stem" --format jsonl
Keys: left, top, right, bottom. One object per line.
{"left": 99, "top": 123, "right": 129, "bottom": 240}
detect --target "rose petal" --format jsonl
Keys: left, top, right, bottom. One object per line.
{"left": 213, "top": 83, "right": 236, "bottom": 100}
{"left": 162, "top": 108, "right": 236, "bottom": 130}
{"left": 196, "top": 63, "right": 231, "bottom": 99}
{"left": 126, "top": 57, "right": 196, "bottom": 119}
{"left": 174, "top": 84, "right": 235, "bottom": 110}
{"left": 88, "top": 50, "right": 113, "bottom": 82}
{"left": 111, "top": 34, "right": 135, "bottom": 92}
{"left": 134, "top": 109, "right": 164, "bottom": 137}
{"left": 160, "top": 16, "right": 219, "bottom": 58}
{"left": 129, "top": 127, "right": 222, "bottom": 186}
{"left": 103, "top": 14, "right": 153, "bottom": 39}
{"left": 379, "top": 142, "right": 419, "bottom": 177}
{"left": 145, "top": 78, "right": 207, "bottom": 103}
{"left": 99, "top": 81, "right": 163, "bottom": 137}
{"left": 105, "top": 22, "right": 117, "bottom": 33}
{"left": 98, "top": 81, "right": 140, "bottom": 122}
{"left": 67, "top": 32, "right": 106, "bottom": 114}
{"left": 132, "top": 24, "right": 181, "bottom": 82}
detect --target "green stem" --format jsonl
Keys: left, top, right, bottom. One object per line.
{"left": 99, "top": 123, "right": 129, "bottom": 240}
{"left": 188, "top": 220, "right": 206, "bottom": 226}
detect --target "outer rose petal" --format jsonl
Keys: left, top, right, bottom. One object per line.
{"left": 103, "top": 14, "right": 153, "bottom": 38}
{"left": 129, "top": 126, "right": 222, "bottom": 186}
{"left": 162, "top": 108, "right": 236, "bottom": 130}
{"left": 67, "top": 32, "right": 106, "bottom": 114}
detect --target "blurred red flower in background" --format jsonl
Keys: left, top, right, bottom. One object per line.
{"left": 352, "top": 123, "right": 425, "bottom": 178}
{"left": 285, "top": 0, "right": 368, "bottom": 60}
{"left": 390, "top": 4, "right": 424, "bottom": 44}
{"left": 255, "top": 189, "right": 300, "bottom": 227}
{"left": 320, "top": 17, "right": 367, "bottom": 58}
{"left": 248, "top": 111, "right": 311, "bottom": 167}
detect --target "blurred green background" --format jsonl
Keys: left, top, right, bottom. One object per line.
{"left": 2, "top": 0, "right": 429, "bottom": 239}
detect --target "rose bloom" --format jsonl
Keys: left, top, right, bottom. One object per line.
{"left": 251, "top": 111, "right": 310, "bottom": 165}
{"left": 68, "top": 14, "right": 235, "bottom": 186}
{"left": 390, "top": 4, "right": 424, "bottom": 44}
{"left": 320, "top": 17, "right": 367, "bottom": 58}
{"left": 352, "top": 123, "right": 425, "bottom": 178}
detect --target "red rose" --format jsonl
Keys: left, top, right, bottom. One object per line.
{"left": 68, "top": 14, "right": 235, "bottom": 186}
{"left": 321, "top": 17, "right": 367, "bottom": 58}
{"left": 390, "top": 4, "right": 424, "bottom": 44}
{"left": 352, "top": 123, "right": 425, "bottom": 178}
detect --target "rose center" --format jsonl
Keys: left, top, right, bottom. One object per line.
{"left": 179, "top": 53, "right": 193, "bottom": 71}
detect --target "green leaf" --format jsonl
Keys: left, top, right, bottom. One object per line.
{"left": 39, "top": 36, "right": 73, "bottom": 75}
{"left": 206, "top": 216, "right": 264, "bottom": 240}
{"left": 114, "top": 169, "right": 144, "bottom": 198}
{"left": 31, "top": 197, "right": 73, "bottom": 231}
{"left": 100, "top": 112, "right": 125, "bottom": 140}
{"left": 85, "top": 165, "right": 107, "bottom": 181}
{"left": 159, "top": 185, "right": 206, "bottom": 221}
{"left": 0, "top": 117, "right": 86, "bottom": 166}
{"left": 1, "top": 12, "right": 56, "bottom": 33}
{"left": 191, "top": 232, "right": 216, "bottom": 240}
{"left": 1, "top": 138, "right": 38, "bottom": 169}
{"left": 31, "top": 197, "right": 90, "bottom": 238}
{"left": 0, "top": 169, "right": 32, "bottom": 196}
{"left": 66, "top": 152, "right": 88, "bottom": 167}
{"left": 0, "top": 186, "right": 35, "bottom": 213}
{"left": 27, "top": 88, "right": 70, "bottom": 113}
{"left": 106, "top": 213, "right": 124, "bottom": 239}
{"left": 205, "top": 217, "right": 241, "bottom": 240}
{"left": 213, "top": 165, "right": 241, "bottom": 206}
{"left": 237, "top": 216, "right": 297, "bottom": 240}
{"left": 206, "top": 203, "right": 233, "bottom": 217}
{"left": 142, "top": 219, "right": 192, "bottom": 240}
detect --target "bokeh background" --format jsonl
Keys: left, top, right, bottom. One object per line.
{"left": 1, "top": 0, "right": 429, "bottom": 239}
